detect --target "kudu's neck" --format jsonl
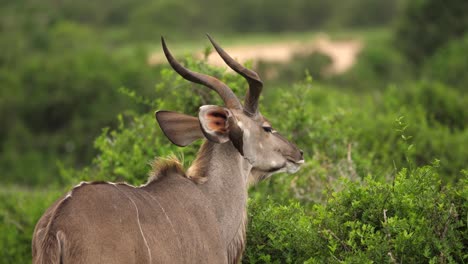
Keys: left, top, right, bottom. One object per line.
{"left": 190, "top": 141, "right": 251, "bottom": 248}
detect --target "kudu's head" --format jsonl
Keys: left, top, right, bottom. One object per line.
{"left": 156, "top": 35, "right": 304, "bottom": 182}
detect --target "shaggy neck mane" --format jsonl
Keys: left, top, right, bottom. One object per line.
{"left": 147, "top": 141, "right": 214, "bottom": 185}
{"left": 186, "top": 141, "right": 214, "bottom": 184}
{"left": 147, "top": 156, "right": 186, "bottom": 184}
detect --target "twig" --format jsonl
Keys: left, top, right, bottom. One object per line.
{"left": 384, "top": 209, "right": 397, "bottom": 263}
{"left": 323, "top": 229, "right": 351, "bottom": 251}
{"left": 347, "top": 143, "right": 352, "bottom": 162}
{"left": 346, "top": 143, "right": 358, "bottom": 180}
{"left": 441, "top": 203, "right": 455, "bottom": 240}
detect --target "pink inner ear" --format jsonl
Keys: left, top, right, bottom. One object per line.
{"left": 207, "top": 111, "right": 228, "bottom": 133}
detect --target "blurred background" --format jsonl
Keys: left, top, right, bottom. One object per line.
{"left": 1, "top": 0, "right": 467, "bottom": 262}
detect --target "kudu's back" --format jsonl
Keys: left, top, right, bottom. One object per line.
{"left": 32, "top": 170, "right": 226, "bottom": 264}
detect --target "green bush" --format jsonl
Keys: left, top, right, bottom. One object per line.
{"left": 0, "top": 0, "right": 400, "bottom": 43}
{"left": 0, "top": 186, "right": 62, "bottom": 263}
{"left": 246, "top": 163, "right": 467, "bottom": 263}
{"left": 388, "top": 81, "right": 468, "bottom": 131}
{"left": 423, "top": 34, "right": 468, "bottom": 93}
{"left": 0, "top": 30, "right": 158, "bottom": 186}
{"left": 245, "top": 200, "right": 323, "bottom": 263}
{"left": 395, "top": 0, "right": 468, "bottom": 66}
{"left": 329, "top": 0, "right": 399, "bottom": 28}
{"left": 378, "top": 83, "right": 468, "bottom": 180}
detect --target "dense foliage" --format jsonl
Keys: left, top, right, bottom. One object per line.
{"left": 422, "top": 34, "right": 468, "bottom": 93}
{"left": 395, "top": 0, "right": 468, "bottom": 66}
{"left": 0, "top": 36, "right": 158, "bottom": 185}
{"left": 246, "top": 164, "right": 467, "bottom": 263}
{"left": 0, "top": 187, "right": 61, "bottom": 263}
{"left": 0, "top": 0, "right": 399, "bottom": 40}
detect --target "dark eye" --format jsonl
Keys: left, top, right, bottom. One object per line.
{"left": 262, "top": 126, "right": 273, "bottom": 133}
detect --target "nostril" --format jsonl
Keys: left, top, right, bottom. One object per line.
{"left": 299, "top": 149, "right": 304, "bottom": 156}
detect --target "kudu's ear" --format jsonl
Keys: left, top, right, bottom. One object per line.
{"left": 198, "top": 105, "right": 233, "bottom": 144}
{"left": 156, "top": 111, "right": 204, "bottom": 147}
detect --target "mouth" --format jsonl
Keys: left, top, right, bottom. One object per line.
{"left": 256, "top": 159, "right": 305, "bottom": 181}
{"left": 268, "top": 158, "right": 304, "bottom": 173}
{"left": 285, "top": 158, "right": 304, "bottom": 173}
{"left": 290, "top": 159, "right": 305, "bottom": 165}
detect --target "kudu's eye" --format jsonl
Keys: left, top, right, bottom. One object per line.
{"left": 262, "top": 126, "right": 273, "bottom": 133}
{"left": 262, "top": 122, "right": 275, "bottom": 133}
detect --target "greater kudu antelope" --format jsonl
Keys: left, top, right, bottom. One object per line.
{"left": 32, "top": 35, "right": 304, "bottom": 264}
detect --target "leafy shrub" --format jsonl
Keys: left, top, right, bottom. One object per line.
{"left": 245, "top": 200, "right": 323, "bottom": 263}
{"left": 0, "top": 0, "right": 400, "bottom": 44}
{"left": 423, "top": 34, "right": 468, "bottom": 93}
{"left": 388, "top": 81, "right": 468, "bottom": 131}
{"left": 395, "top": 0, "right": 468, "bottom": 66}
{"left": 0, "top": 186, "right": 62, "bottom": 263}
{"left": 246, "top": 163, "right": 467, "bottom": 263}
{"left": 329, "top": 0, "right": 399, "bottom": 28}
{"left": 0, "top": 33, "right": 158, "bottom": 186}
{"left": 380, "top": 83, "right": 468, "bottom": 179}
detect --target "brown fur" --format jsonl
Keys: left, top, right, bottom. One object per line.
{"left": 226, "top": 209, "right": 248, "bottom": 264}
{"left": 33, "top": 200, "right": 67, "bottom": 264}
{"left": 33, "top": 181, "right": 111, "bottom": 264}
{"left": 147, "top": 155, "right": 186, "bottom": 183}
{"left": 186, "top": 141, "right": 215, "bottom": 184}
{"left": 34, "top": 177, "right": 227, "bottom": 263}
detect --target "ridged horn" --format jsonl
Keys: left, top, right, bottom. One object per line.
{"left": 161, "top": 37, "right": 242, "bottom": 110}
{"left": 207, "top": 34, "right": 263, "bottom": 115}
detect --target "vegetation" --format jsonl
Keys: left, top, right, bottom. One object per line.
{"left": 395, "top": 0, "right": 468, "bottom": 66}
{"left": 422, "top": 33, "right": 468, "bottom": 93}
{"left": 246, "top": 164, "right": 467, "bottom": 263}
{"left": 1, "top": 0, "right": 467, "bottom": 263}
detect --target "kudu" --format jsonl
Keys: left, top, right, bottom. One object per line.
{"left": 32, "top": 35, "right": 304, "bottom": 264}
